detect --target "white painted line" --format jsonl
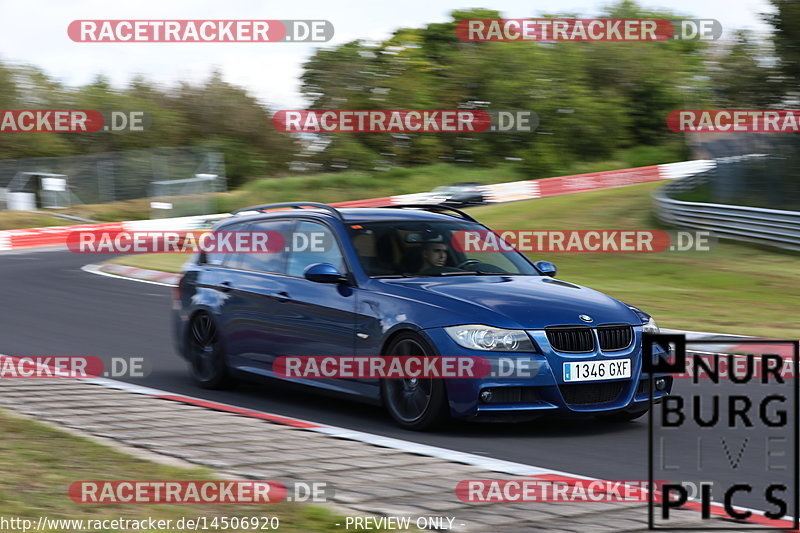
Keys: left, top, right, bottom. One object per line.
{"left": 78, "top": 374, "right": 585, "bottom": 478}
{"left": 661, "top": 328, "right": 752, "bottom": 340}
{"left": 81, "top": 264, "right": 177, "bottom": 287}
{"left": 72, "top": 376, "right": 800, "bottom": 526}
{"left": 2, "top": 362, "right": 791, "bottom": 526}
{"left": 88, "top": 373, "right": 797, "bottom": 525}
{"left": 83, "top": 376, "right": 179, "bottom": 396}
{"left": 313, "top": 426, "right": 579, "bottom": 477}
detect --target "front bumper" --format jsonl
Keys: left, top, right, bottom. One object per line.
{"left": 422, "top": 326, "right": 672, "bottom": 419}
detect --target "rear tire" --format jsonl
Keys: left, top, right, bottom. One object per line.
{"left": 187, "top": 312, "right": 233, "bottom": 390}
{"left": 380, "top": 333, "right": 449, "bottom": 431}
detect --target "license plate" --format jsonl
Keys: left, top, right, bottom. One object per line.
{"left": 563, "top": 359, "right": 631, "bottom": 382}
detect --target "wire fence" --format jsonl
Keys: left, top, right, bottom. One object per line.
{"left": 686, "top": 133, "right": 800, "bottom": 211}
{"left": 0, "top": 147, "right": 226, "bottom": 216}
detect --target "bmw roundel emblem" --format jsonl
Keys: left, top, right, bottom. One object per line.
{"left": 579, "top": 314, "right": 593, "bottom": 322}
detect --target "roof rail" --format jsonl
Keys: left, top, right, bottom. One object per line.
{"left": 232, "top": 202, "right": 344, "bottom": 221}
{"left": 380, "top": 204, "right": 478, "bottom": 222}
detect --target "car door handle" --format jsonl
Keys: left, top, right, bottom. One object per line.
{"left": 219, "top": 281, "right": 233, "bottom": 292}
{"left": 272, "top": 291, "right": 290, "bottom": 303}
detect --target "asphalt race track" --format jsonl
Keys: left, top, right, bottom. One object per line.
{"left": 1, "top": 248, "right": 794, "bottom": 514}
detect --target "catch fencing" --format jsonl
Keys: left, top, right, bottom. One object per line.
{"left": 0, "top": 147, "right": 226, "bottom": 217}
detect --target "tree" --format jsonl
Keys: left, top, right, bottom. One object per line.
{"left": 708, "top": 30, "right": 783, "bottom": 108}
{"left": 764, "top": 0, "right": 800, "bottom": 92}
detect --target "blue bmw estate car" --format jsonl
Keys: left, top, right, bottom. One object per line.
{"left": 173, "top": 202, "right": 672, "bottom": 430}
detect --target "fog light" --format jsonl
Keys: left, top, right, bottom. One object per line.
{"left": 480, "top": 390, "right": 493, "bottom": 403}
{"left": 655, "top": 378, "right": 667, "bottom": 391}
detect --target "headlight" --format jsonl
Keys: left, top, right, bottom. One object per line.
{"left": 642, "top": 317, "right": 660, "bottom": 334}
{"left": 444, "top": 325, "right": 536, "bottom": 352}
{"left": 625, "top": 303, "right": 659, "bottom": 334}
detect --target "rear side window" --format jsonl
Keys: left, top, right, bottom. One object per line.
{"left": 285, "top": 220, "right": 345, "bottom": 277}
{"left": 199, "top": 222, "right": 245, "bottom": 266}
{"left": 230, "top": 219, "right": 293, "bottom": 274}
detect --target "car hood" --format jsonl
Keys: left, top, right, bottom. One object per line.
{"left": 380, "top": 275, "right": 640, "bottom": 329}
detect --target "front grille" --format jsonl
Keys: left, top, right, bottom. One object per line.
{"left": 545, "top": 327, "right": 594, "bottom": 353}
{"left": 597, "top": 325, "right": 633, "bottom": 351}
{"left": 559, "top": 381, "right": 626, "bottom": 405}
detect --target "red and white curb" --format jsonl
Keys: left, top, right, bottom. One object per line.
{"left": 68, "top": 374, "right": 794, "bottom": 528}
{"left": 0, "top": 214, "right": 228, "bottom": 252}
{"left": 82, "top": 263, "right": 181, "bottom": 287}
{"left": 77, "top": 376, "right": 563, "bottom": 476}
{"left": 0, "top": 160, "right": 712, "bottom": 252}
{"left": 391, "top": 161, "right": 712, "bottom": 205}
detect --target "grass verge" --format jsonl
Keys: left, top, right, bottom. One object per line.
{"left": 105, "top": 253, "right": 189, "bottom": 273}
{"left": 0, "top": 212, "right": 77, "bottom": 231}
{"left": 0, "top": 407, "right": 384, "bottom": 532}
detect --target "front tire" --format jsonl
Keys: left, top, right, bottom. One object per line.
{"left": 187, "top": 312, "right": 232, "bottom": 389}
{"left": 380, "top": 333, "right": 449, "bottom": 431}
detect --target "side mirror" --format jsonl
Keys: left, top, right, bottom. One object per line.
{"left": 304, "top": 263, "right": 347, "bottom": 284}
{"left": 534, "top": 260, "right": 557, "bottom": 277}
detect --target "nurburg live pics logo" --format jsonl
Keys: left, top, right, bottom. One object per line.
{"left": 644, "top": 333, "right": 800, "bottom": 530}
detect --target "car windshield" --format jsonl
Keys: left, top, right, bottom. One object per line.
{"left": 347, "top": 220, "right": 540, "bottom": 278}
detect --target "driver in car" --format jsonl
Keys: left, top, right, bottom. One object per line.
{"left": 418, "top": 241, "right": 464, "bottom": 275}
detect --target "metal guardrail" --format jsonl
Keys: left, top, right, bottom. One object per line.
{"left": 654, "top": 169, "right": 800, "bottom": 252}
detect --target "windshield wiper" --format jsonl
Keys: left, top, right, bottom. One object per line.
{"left": 375, "top": 271, "right": 515, "bottom": 278}
{"left": 441, "top": 269, "right": 524, "bottom": 276}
